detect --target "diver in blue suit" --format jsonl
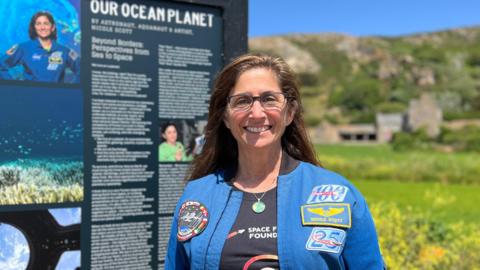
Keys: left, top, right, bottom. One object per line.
{"left": 0, "top": 11, "right": 80, "bottom": 83}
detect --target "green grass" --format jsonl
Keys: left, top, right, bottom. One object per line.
{"left": 315, "top": 144, "right": 480, "bottom": 184}
{"left": 314, "top": 144, "right": 480, "bottom": 224}
{"left": 353, "top": 179, "right": 480, "bottom": 224}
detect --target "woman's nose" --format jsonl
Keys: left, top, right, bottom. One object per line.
{"left": 249, "top": 100, "right": 266, "bottom": 118}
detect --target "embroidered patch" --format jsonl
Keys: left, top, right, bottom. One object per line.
{"left": 307, "top": 184, "right": 349, "bottom": 204}
{"left": 69, "top": 49, "right": 79, "bottom": 61}
{"left": 177, "top": 201, "right": 209, "bottom": 242}
{"left": 48, "top": 51, "right": 64, "bottom": 64}
{"left": 301, "top": 203, "right": 351, "bottom": 228}
{"left": 6, "top": 44, "right": 18, "bottom": 55}
{"left": 306, "top": 227, "right": 346, "bottom": 253}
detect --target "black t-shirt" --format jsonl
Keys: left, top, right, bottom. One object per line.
{"left": 220, "top": 187, "right": 279, "bottom": 270}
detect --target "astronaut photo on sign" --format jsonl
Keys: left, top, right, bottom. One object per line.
{"left": 0, "top": 11, "right": 80, "bottom": 83}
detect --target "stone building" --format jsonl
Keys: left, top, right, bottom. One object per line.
{"left": 407, "top": 93, "right": 443, "bottom": 137}
{"left": 311, "top": 93, "right": 443, "bottom": 143}
{"left": 376, "top": 113, "right": 404, "bottom": 143}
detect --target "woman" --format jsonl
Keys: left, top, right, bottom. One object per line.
{"left": 159, "top": 122, "right": 190, "bottom": 162}
{"left": 165, "top": 54, "right": 385, "bottom": 269}
{"left": 0, "top": 11, "right": 80, "bottom": 83}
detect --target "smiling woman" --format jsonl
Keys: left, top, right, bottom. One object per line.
{"left": 165, "top": 54, "right": 386, "bottom": 269}
{"left": 0, "top": 11, "right": 80, "bottom": 83}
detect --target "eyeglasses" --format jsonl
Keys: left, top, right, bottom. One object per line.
{"left": 35, "top": 22, "right": 52, "bottom": 27}
{"left": 227, "top": 92, "right": 292, "bottom": 112}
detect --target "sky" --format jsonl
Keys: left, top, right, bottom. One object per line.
{"left": 249, "top": 0, "right": 480, "bottom": 37}
{"left": 0, "top": 208, "right": 80, "bottom": 270}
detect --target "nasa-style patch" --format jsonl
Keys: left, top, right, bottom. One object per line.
{"left": 301, "top": 203, "right": 351, "bottom": 228}
{"left": 48, "top": 51, "right": 64, "bottom": 64}
{"left": 6, "top": 44, "right": 18, "bottom": 55}
{"left": 177, "top": 201, "right": 209, "bottom": 242}
{"left": 69, "top": 49, "right": 78, "bottom": 61}
{"left": 306, "top": 184, "right": 349, "bottom": 204}
{"left": 306, "top": 227, "right": 346, "bottom": 253}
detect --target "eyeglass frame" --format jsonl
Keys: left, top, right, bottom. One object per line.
{"left": 226, "top": 91, "right": 294, "bottom": 112}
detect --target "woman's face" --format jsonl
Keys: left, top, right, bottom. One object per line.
{"left": 224, "top": 68, "right": 294, "bottom": 152}
{"left": 163, "top": 125, "right": 178, "bottom": 145}
{"left": 34, "top": 16, "right": 55, "bottom": 39}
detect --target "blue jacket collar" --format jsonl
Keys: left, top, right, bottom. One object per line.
{"left": 217, "top": 151, "right": 300, "bottom": 184}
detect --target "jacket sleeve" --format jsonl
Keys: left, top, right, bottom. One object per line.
{"left": 0, "top": 44, "right": 23, "bottom": 79}
{"left": 164, "top": 199, "right": 189, "bottom": 269}
{"left": 66, "top": 48, "right": 80, "bottom": 83}
{"left": 342, "top": 196, "right": 386, "bottom": 269}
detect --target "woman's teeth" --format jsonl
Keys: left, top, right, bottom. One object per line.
{"left": 245, "top": 126, "right": 271, "bottom": 133}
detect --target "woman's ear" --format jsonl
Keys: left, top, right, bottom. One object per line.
{"left": 286, "top": 101, "right": 297, "bottom": 126}
{"left": 223, "top": 113, "right": 231, "bottom": 129}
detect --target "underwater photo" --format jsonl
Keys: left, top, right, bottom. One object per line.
{"left": 0, "top": 85, "right": 83, "bottom": 205}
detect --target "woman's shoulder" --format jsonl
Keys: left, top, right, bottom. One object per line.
{"left": 297, "top": 161, "right": 353, "bottom": 186}
{"left": 5, "top": 41, "right": 31, "bottom": 54}
{"left": 295, "top": 161, "right": 367, "bottom": 206}
{"left": 182, "top": 170, "right": 229, "bottom": 198}
{"left": 186, "top": 170, "right": 225, "bottom": 187}
{"left": 159, "top": 141, "right": 172, "bottom": 148}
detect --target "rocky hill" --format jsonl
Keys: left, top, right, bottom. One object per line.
{"left": 249, "top": 27, "right": 480, "bottom": 125}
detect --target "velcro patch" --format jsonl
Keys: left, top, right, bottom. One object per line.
{"left": 301, "top": 203, "right": 351, "bottom": 228}
{"left": 306, "top": 227, "right": 346, "bottom": 253}
{"left": 49, "top": 51, "right": 63, "bottom": 64}
{"left": 307, "top": 184, "right": 349, "bottom": 204}
{"left": 6, "top": 44, "right": 18, "bottom": 55}
{"left": 177, "top": 201, "right": 209, "bottom": 242}
{"left": 69, "top": 49, "right": 79, "bottom": 61}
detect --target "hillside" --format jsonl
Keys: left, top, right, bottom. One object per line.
{"left": 249, "top": 27, "right": 480, "bottom": 126}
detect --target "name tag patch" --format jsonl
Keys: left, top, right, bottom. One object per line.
{"left": 48, "top": 51, "right": 63, "bottom": 70}
{"left": 301, "top": 203, "right": 351, "bottom": 228}
{"left": 307, "top": 184, "right": 349, "bottom": 204}
{"left": 177, "top": 201, "right": 209, "bottom": 242}
{"left": 306, "top": 227, "right": 346, "bottom": 253}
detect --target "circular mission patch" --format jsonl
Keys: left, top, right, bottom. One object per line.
{"left": 177, "top": 201, "right": 209, "bottom": 242}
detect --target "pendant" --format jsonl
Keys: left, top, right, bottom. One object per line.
{"left": 252, "top": 200, "right": 266, "bottom": 213}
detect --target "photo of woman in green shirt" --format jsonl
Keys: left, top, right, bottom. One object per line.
{"left": 159, "top": 122, "right": 191, "bottom": 162}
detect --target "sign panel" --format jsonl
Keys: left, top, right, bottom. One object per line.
{"left": 0, "top": 0, "right": 245, "bottom": 269}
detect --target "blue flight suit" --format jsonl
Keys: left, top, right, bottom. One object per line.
{"left": 165, "top": 155, "right": 385, "bottom": 269}
{"left": 0, "top": 39, "right": 80, "bottom": 83}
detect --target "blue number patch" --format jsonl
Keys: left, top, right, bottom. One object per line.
{"left": 306, "top": 227, "right": 346, "bottom": 253}
{"left": 307, "top": 185, "right": 349, "bottom": 204}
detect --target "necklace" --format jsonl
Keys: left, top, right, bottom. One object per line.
{"left": 252, "top": 191, "right": 268, "bottom": 213}
{"left": 251, "top": 179, "right": 277, "bottom": 214}
{"left": 233, "top": 176, "right": 278, "bottom": 214}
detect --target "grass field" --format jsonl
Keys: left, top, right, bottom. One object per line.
{"left": 316, "top": 144, "right": 480, "bottom": 184}
{"left": 314, "top": 144, "right": 480, "bottom": 268}
{"left": 315, "top": 144, "right": 480, "bottom": 224}
{"left": 353, "top": 179, "right": 479, "bottom": 224}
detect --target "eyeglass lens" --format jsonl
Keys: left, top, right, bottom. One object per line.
{"left": 228, "top": 92, "right": 286, "bottom": 111}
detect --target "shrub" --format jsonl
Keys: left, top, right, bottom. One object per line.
{"left": 375, "top": 102, "right": 406, "bottom": 113}
{"left": 443, "top": 110, "right": 480, "bottom": 121}
{"left": 305, "top": 115, "right": 322, "bottom": 127}
{"left": 371, "top": 202, "right": 480, "bottom": 270}
{"left": 391, "top": 128, "right": 433, "bottom": 151}
{"left": 440, "top": 125, "right": 480, "bottom": 152}
{"left": 298, "top": 72, "right": 319, "bottom": 86}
